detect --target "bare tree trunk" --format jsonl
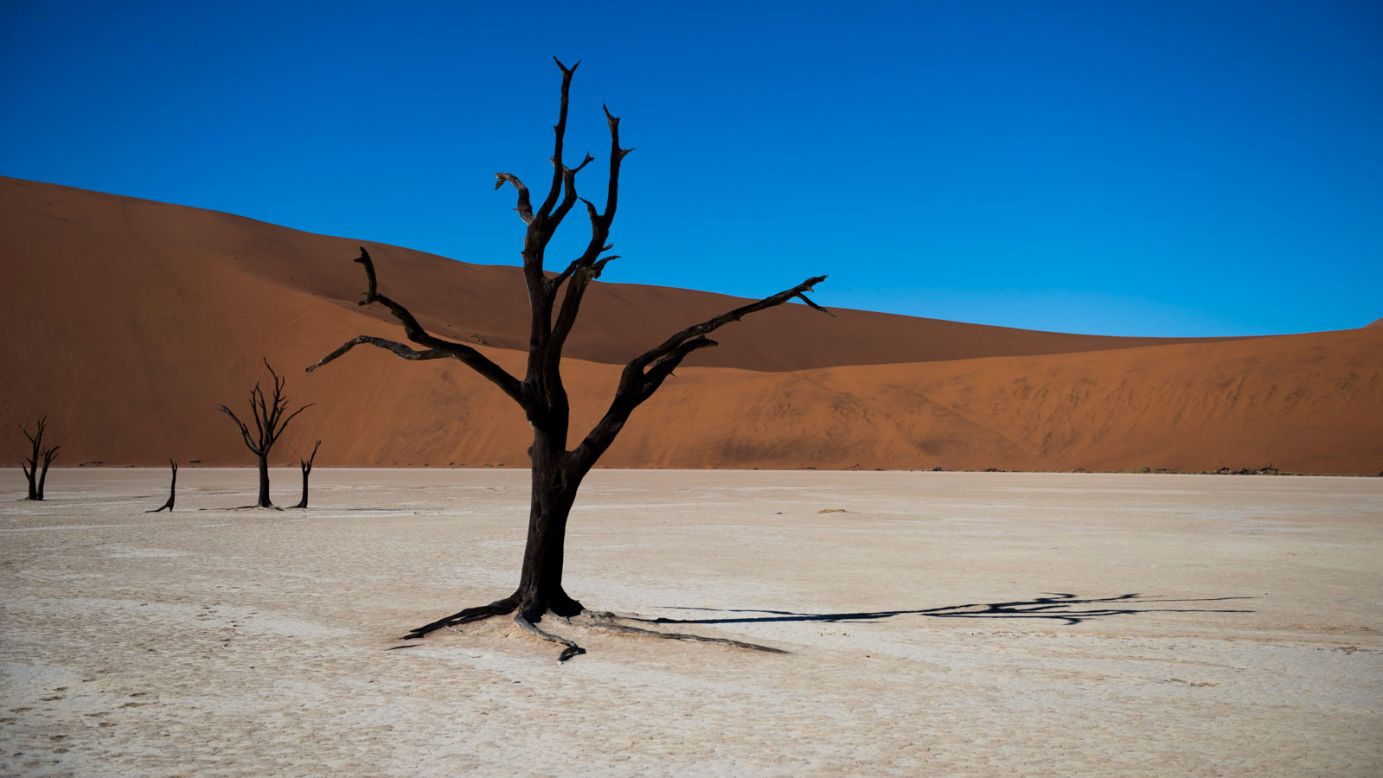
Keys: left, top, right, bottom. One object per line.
{"left": 149, "top": 460, "right": 178, "bottom": 513}
{"left": 514, "top": 434, "right": 583, "bottom": 620}
{"left": 294, "top": 466, "right": 310, "bottom": 508}
{"left": 291, "top": 440, "right": 321, "bottom": 509}
{"left": 38, "top": 452, "right": 54, "bottom": 500}
{"left": 257, "top": 455, "right": 272, "bottom": 508}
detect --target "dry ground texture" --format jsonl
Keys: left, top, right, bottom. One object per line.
{"left": 2, "top": 469, "right": 1381, "bottom": 776}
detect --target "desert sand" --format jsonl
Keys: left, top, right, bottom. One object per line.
{"left": 3, "top": 468, "right": 1380, "bottom": 775}
{"left": 4, "top": 176, "right": 1381, "bottom": 474}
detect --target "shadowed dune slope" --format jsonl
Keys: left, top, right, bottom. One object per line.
{"left": 3, "top": 176, "right": 1380, "bottom": 473}
{"left": 0, "top": 177, "right": 1221, "bottom": 371}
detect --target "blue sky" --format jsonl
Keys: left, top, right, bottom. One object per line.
{"left": 2, "top": 1, "right": 1380, "bottom": 336}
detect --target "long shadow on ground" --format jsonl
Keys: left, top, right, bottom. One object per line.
{"left": 634, "top": 593, "right": 1255, "bottom": 627}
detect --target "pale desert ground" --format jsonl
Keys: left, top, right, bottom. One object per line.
{"left": 2, "top": 468, "right": 1381, "bottom": 776}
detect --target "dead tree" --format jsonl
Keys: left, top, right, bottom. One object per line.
{"left": 20, "top": 417, "right": 60, "bottom": 501}
{"left": 310, "top": 59, "right": 827, "bottom": 659}
{"left": 291, "top": 440, "right": 321, "bottom": 509}
{"left": 148, "top": 460, "right": 178, "bottom": 513}
{"left": 218, "top": 360, "right": 312, "bottom": 508}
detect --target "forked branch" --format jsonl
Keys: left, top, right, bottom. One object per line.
{"left": 291, "top": 440, "right": 322, "bottom": 510}
{"left": 571, "top": 276, "right": 829, "bottom": 470}
{"left": 631, "top": 276, "right": 828, "bottom": 374}
{"left": 546, "top": 102, "right": 632, "bottom": 349}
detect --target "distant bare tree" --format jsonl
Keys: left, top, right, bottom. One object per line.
{"left": 148, "top": 460, "right": 178, "bottom": 513}
{"left": 218, "top": 360, "right": 312, "bottom": 508}
{"left": 20, "top": 417, "right": 59, "bottom": 501}
{"left": 291, "top": 440, "right": 321, "bottom": 509}
{"left": 311, "top": 59, "right": 827, "bottom": 659}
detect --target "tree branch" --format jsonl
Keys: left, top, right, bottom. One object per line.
{"left": 570, "top": 276, "right": 828, "bottom": 471}
{"left": 248, "top": 384, "right": 268, "bottom": 443}
{"left": 218, "top": 405, "right": 260, "bottom": 455}
{"left": 308, "top": 336, "right": 448, "bottom": 373}
{"left": 548, "top": 152, "right": 594, "bottom": 228}
{"left": 276, "top": 403, "right": 314, "bottom": 437}
{"left": 494, "top": 173, "right": 535, "bottom": 225}
{"left": 548, "top": 254, "right": 618, "bottom": 356}
{"left": 630, "top": 275, "right": 827, "bottom": 373}
{"left": 535, "top": 57, "right": 579, "bottom": 221}
{"left": 541, "top": 103, "right": 631, "bottom": 352}
{"left": 302, "top": 440, "right": 321, "bottom": 473}
{"left": 313, "top": 248, "right": 526, "bottom": 407}
{"left": 21, "top": 417, "right": 44, "bottom": 447}
{"left": 599, "top": 104, "right": 632, "bottom": 228}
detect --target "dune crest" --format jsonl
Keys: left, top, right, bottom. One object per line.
{"left": 3, "top": 177, "right": 1380, "bottom": 474}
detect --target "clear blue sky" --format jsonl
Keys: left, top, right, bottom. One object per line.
{"left": 3, "top": 1, "right": 1380, "bottom": 336}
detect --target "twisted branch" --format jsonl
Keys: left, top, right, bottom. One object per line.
{"left": 309, "top": 248, "right": 526, "bottom": 407}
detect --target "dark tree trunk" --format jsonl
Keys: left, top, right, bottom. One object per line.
{"left": 38, "top": 460, "right": 52, "bottom": 499}
{"left": 514, "top": 436, "right": 584, "bottom": 620}
{"left": 149, "top": 460, "right": 178, "bottom": 513}
{"left": 26, "top": 472, "right": 38, "bottom": 501}
{"left": 257, "top": 455, "right": 272, "bottom": 508}
{"left": 291, "top": 440, "right": 320, "bottom": 509}
{"left": 295, "top": 467, "right": 310, "bottom": 509}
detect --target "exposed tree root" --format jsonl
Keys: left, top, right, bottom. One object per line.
{"left": 514, "top": 613, "right": 587, "bottom": 662}
{"left": 401, "top": 597, "right": 519, "bottom": 640}
{"left": 584, "top": 611, "right": 787, "bottom": 654}
{"left": 400, "top": 601, "right": 786, "bottom": 661}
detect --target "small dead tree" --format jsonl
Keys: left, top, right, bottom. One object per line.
{"left": 291, "top": 440, "right": 321, "bottom": 509}
{"left": 148, "top": 460, "right": 178, "bottom": 513}
{"left": 218, "top": 360, "right": 312, "bottom": 508}
{"left": 20, "top": 417, "right": 60, "bottom": 501}
{"left": 311, "top": 59, "right": 827, "bottom": 659}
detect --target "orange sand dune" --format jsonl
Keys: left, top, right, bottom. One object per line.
{"left": 1, "top": 177, "right": 1220, "bottom": 372}
{"left": 3, "top": 176, "right": 1380, "bottom": 474}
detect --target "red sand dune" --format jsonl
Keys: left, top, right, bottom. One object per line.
{"left": 3, "top": 176, "right": 1381, "bottom": 474}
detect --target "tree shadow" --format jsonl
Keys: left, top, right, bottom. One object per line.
{"left": 632, "top": 593, "right": 1255, "bottom": 627}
